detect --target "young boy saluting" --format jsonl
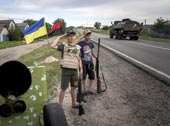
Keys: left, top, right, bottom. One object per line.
{"left": 51, "top": 29, "right": 82, "bottom": 108}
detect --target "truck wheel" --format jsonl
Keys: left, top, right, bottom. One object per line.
{"left": 118, "top": 31, "right": 123, "bottom": 40}
{"left": 115, "top": 35, "right": 118, "bottom": 39}
{"left": 43, "top": 103, "right": 67, "bottom": 126}
{"left": 115, "top": 31, "right": 118, "bottom": 39}
{"left": 130, "top": 36, "right": 133, "bottom": 40}
{"left": 134, "top": 36, "right": 139, "bottom": 40}
{"left": 118, "top": 34, "right": 122, "bottom": 40}
{"left": 110, "top": 34, "right": 113, "bottom": 39}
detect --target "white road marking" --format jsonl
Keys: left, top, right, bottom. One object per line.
{"left": 123, "top": 40, "right": 170, "bottom": 51}
{"left": 91, "top": 33, "right": 170, "bottom": 51}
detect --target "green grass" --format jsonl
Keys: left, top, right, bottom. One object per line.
{"left": 18, "top": 44, "right": 61, "bottom": 98}
{"left": 0, "top": 41, "right": 26, "bottom": 49}
{"left": 92, "top": 29, "right": 109, "bottom": 35}
{"left": 140, "top": 36, "right": 170, "bottom": 43}
{"left": 0, "top": 37, "right": 48, "bottom": 50}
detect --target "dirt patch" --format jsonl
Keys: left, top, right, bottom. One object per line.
{"left": 39, "top": 56, "right": 59, "bottom": 64}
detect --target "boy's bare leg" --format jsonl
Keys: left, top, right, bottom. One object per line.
{"left": 71, "top": 87, "right": 77, "bottom": 106}
{"left": 88, "top": 80, "right": 93, "bottom": 92}
{"left": 59, "top": 89, "right": 66, "bottom": 106}
{"left": 82, "top": 80, "right": 86, "bottom": 92}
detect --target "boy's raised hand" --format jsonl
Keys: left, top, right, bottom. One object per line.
{"left": 51, "top": 34, "right": 67, "bottom": 49}
{"left": 74, "top": 33, "right": 85, "bottom": 44}
{"left": 59, "top": 34, "right": 67, "bottom": 39}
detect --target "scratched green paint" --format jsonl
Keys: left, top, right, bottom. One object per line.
{"left": 0, "top": 66, "right": 47, "bottom": 126}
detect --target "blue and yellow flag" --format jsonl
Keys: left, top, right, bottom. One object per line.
{"left": 23, "top": 17, "right": 47, "bottom": 44}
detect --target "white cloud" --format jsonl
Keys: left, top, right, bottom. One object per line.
{"left": 0, "top": 0, "right": 169, "bottom": 26}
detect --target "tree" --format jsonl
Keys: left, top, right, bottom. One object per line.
{"left": 153, "top": 17, "right": 170, "bottom": 34}
{"left": 23, "top": 19, "right": 37, "bottom": 26}
{"left": 53, "top": 18, "right": 67, "bottom": 34}
{"left": 46, "top": 22, "right": 52, "bottom": 33}
{"left": 8, "top": 28, "right": 22, "bottom": 41}
{"left": 68, "top": 26, "right": 75, "bottom": 30}
{"left": 94, "top": 22, "right": 101, "bottom": 29}
{"left": 102, "top": 25, "right": 109, "bottom": 30}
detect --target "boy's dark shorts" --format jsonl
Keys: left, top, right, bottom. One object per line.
{"left": 61, "top": 68, "right": 78, "bottom": 90}
{"left": 82, "top": 63, "right": 95, "bottom": 80}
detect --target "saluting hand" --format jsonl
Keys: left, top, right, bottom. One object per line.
{"left": 59, "top": 34, "right": 67, "bottom": 39}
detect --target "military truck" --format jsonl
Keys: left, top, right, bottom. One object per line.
{"left": 110, "top": 18, "right": 143, "bottom": 40}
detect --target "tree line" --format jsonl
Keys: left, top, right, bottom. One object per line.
{"left": 8, "top": 18, "right": 67, "bottom": 41}
{"left": 9, "top": 17, "right": 170, "bottom": 41}
{"left": 141, "top": 17, "right": 170, "bottom": 39}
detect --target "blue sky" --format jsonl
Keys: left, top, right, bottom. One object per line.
{"left": 0, "top": 0, "right": 169, "bottom": 27}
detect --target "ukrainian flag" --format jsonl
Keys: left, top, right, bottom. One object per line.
{"left": 23, "top": 17, "right": 47, "bottom": 44}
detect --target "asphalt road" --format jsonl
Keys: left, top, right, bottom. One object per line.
{"left": 78, "top": 29, "right": 170, "bottom": 83}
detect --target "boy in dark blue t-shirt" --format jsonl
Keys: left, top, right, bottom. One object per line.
{"left": 78, "top": 30, "right": 97, "bottom": 94}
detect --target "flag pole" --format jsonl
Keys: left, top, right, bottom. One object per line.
{"left": 46, "top": 33, "right": 51, "bottom": 56}
{"left": 43, "top": 17, "right": 51, "bottom": 56}
{"left": 45, "top": 19, "right": 62, "bottom": 56}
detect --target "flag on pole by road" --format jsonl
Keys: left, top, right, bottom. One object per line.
{"left": 23, "top": 17, "right": 47, "bottom": 44}
{"left": 49, "top": 21, "right": 62, "bottom": 36}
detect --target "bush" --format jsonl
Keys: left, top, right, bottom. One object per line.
{"left": 152, "top": 17, "right": 170, "bottom": 38}
{"left": 102, "top": 25, "right": 110, "bottom": 30}
{"left": 141, "top": 27, "right": 170, "bottom": 39}
{"left": 8, "top": 28, "right": 22, "bottom": 41}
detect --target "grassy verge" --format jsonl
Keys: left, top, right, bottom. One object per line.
{"left": 92, "top": 29, "right": 109, "bottom": 35}
{"left": 0, "top": 41, "right": 25, "bottom": 49}
{"left": 18, "top": 44, "right": 61, "bottom": 98}
{"left": 0, "top": 38, "right": 48, "bottom": 50}
{"left": 140, "top": 36, "right": 170, "bottom": 43}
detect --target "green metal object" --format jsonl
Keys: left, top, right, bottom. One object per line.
{"left": 0, "top": 66, "right": 47, "bottom": 126}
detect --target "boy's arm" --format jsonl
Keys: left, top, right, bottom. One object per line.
{"left": 92, "top": 49, "right": 97, "bottom": 59}
{"left": 74, "top": 34, "right": 85, "bottom": 44}
{"left": 78, "top": 58, "right": 83, "bottom": 76}
{"left": 51, "top": 34, "right": 66, "bottom": 49}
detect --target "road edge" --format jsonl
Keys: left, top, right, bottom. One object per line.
{"left": 92, "top": 39, "right": 170, "bottom": 85}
